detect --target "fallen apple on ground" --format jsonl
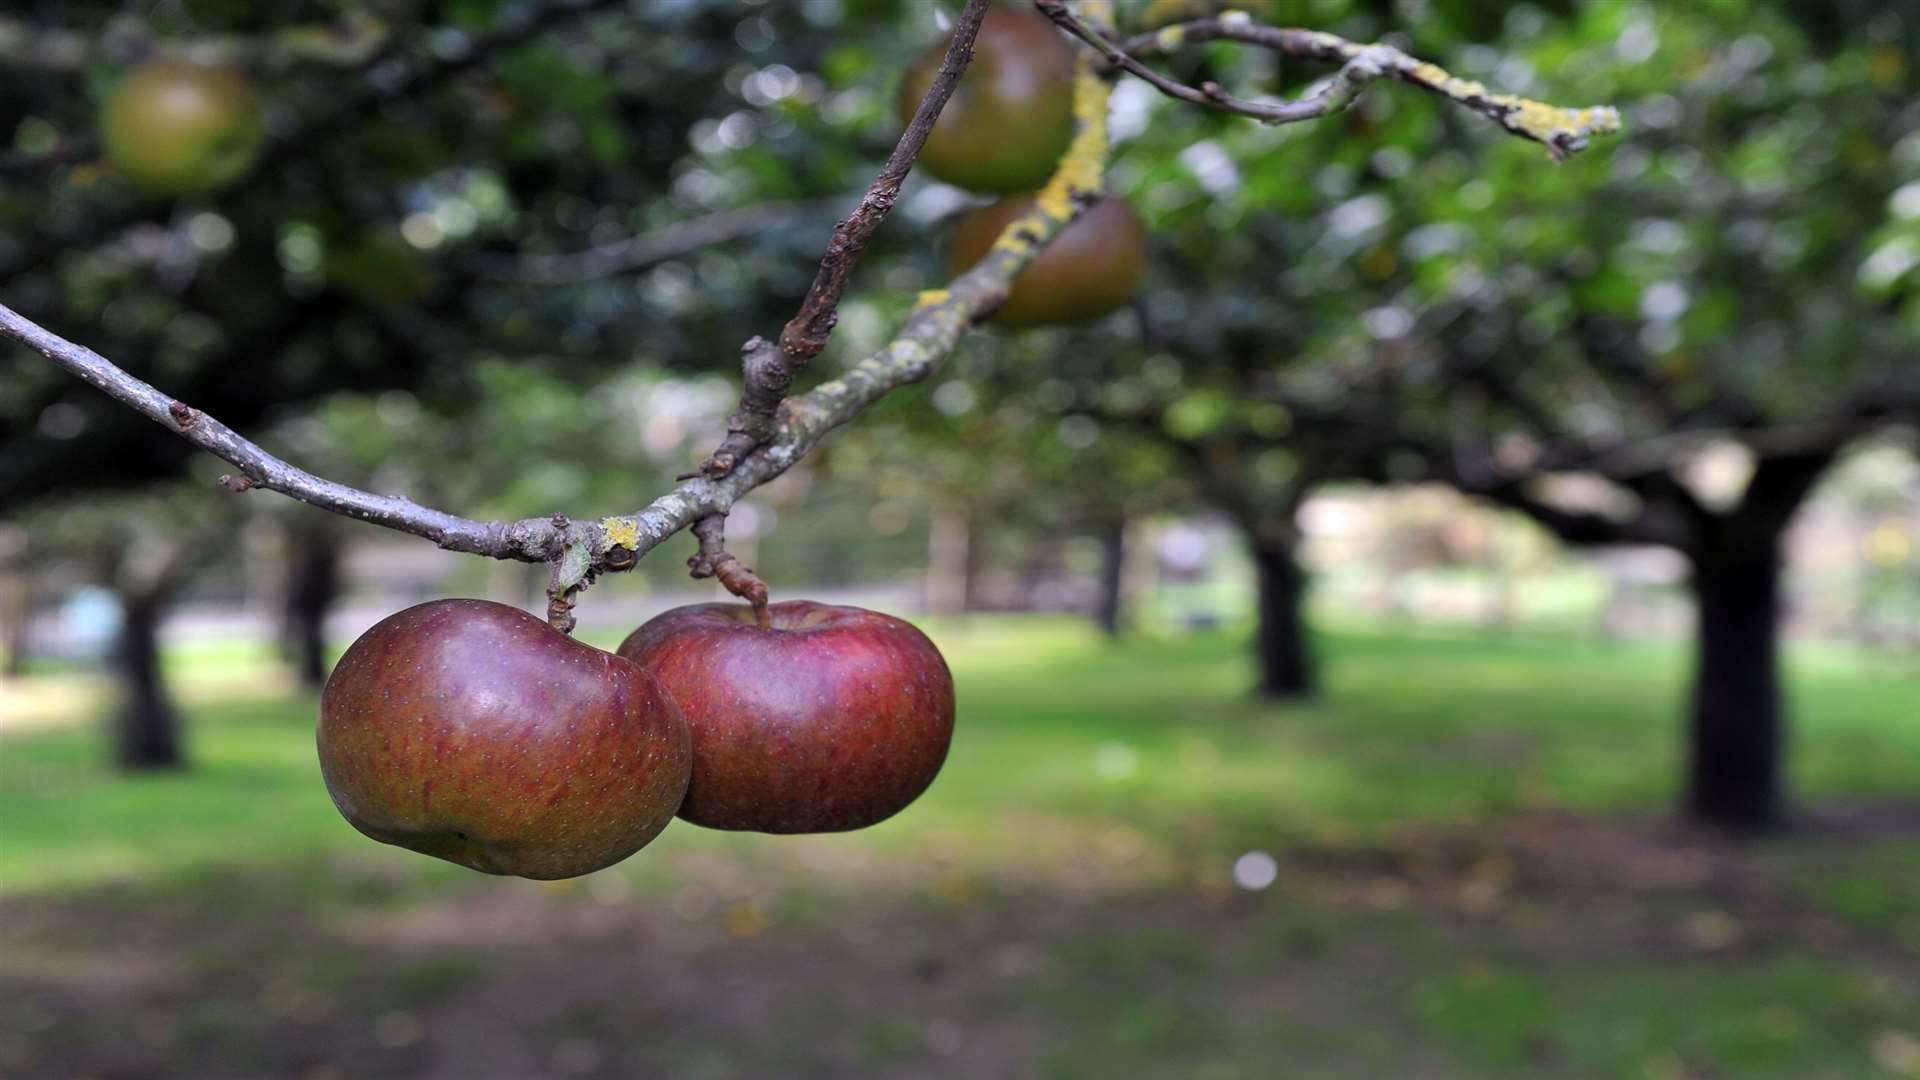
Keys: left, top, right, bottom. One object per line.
{"left": 318, "top": 599, "right": 690, "bottom": 880}
{"left": 619, "top": 600, "right": 955, "bottom": 834}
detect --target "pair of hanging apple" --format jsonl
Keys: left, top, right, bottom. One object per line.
{"left": 317, "top": 598, "right": 955, "bottom": 880}
{"left": 901, "top": 7, "right": 1149, "bottom": 327}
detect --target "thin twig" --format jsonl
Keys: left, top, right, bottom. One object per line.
{"left": 0, "top": 50, "right": 1116, "bottom": 599}
{"left": 0, "top": 304, "right": 544, "bottom": 557}
{"left": 545, "top": 524, "right": 589, "bottom": 634}
{"left": 465, "top": 201, "right": 834, "bottom": 285}
{"left": 1043, "top": 3, "right": 1621, "bottom": 161}
{"left": 0, "top": 12, "right": 390, "bottom": 72}
{"left": 698, "top": 0, "right": 995, "bottom": 479}
{"left": 0, "top": 136, "right": 97, "bottom": 176}
{"left": 688, "top": 515, "right": 769, "bottom": 619}
{"left": 0, "top": 0, "right": 624, "bottom": 279}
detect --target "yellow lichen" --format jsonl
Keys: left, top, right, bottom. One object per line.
{"left": 1308, "top": 30, "right": 1353, "bottom": 55}
{"left": 1403, "top": 56, "right": 1621, "bottom": 154}
{"left": 1446, "top": 77, "right": 1492, "bottom": 100}
{"left": 988, "top": 50, "right": 1113, "bottom": 258}
{"left": 1140, "top": 0, "right": 1204, "bottom": 28}
{"left": 1503, "top": 96, "right": 1623, "bottom": 142}
{"left": 599, "top": 516, "right": 640, "bottom": 551}
{"left": 915, "top": 288, "right": 951, "bottom": 308}
{"left": 990, "top": 227, "right": 1036, "bottom": 257}
{"left": 1154, "top": 25, "right": 1186, "bottom": 52}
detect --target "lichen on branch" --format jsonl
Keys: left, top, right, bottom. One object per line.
{"left": 697, "top": 0, "right": 996, "bottom": 481}
{"left": 0, "top": 38, "right": 1118, "bottom": 609}
{"left": 1057, "top": 5, "right": 1622, "bottom": 161}
{"left": 2, "top": 0, "right": 1614, "bottom": 624}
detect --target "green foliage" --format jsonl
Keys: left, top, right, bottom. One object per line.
{"left": 0, "top": 1, "right": 918, "bottom": 508}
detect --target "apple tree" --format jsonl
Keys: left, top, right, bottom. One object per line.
{"left": 0, "top": 0, "right": 923, "bottom": 757}
{"left": 2, "top": 1, "right": 1618, "bottom": 771}
{"left": 1251, "top": 0, "right": 1920, "bottom": 832}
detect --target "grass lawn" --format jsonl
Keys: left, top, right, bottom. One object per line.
{"left": 2, "top": 618, "right": 1917, "bottom": 1078}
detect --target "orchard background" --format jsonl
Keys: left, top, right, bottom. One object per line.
{"left": 2, "top": 0, "right": 1918, "bottom": 1076}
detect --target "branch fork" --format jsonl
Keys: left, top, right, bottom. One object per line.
{"left": 697, "top": 0, "right": 996, "bottom": 481}
{"left": 1043, "top": 2, "right": 1621, "bottom": 160}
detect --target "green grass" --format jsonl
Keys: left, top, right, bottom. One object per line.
{"left": 3, "top": 618, "right": 1917, "bottom": 1078}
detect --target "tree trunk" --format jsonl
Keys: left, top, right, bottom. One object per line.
{"left": 925, "top": 505, "right": 972, "bottom": 617}
{"left": 1095, "top": 518, "right": 1126, "bottom": 638}
{"left": 1685, "top": 547, "right": 1785, "bottom": 833}
{"left": 1251, "top": 535, "right": 1316, "bottom": 699}
{"left": 113, "top": 585, "right": 183, "bottom": 770}
{"left": 1680, "top": 450, "right": 1836, "bottom": 834}
{"left": 1, "top": 572, "right": 27, "bottom": 679}
{"left": 282, "top": 525, "right": 342, "bottom": 691}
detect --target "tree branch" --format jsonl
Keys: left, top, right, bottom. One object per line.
{"left": 0, "top": 137, "right": 97, "bottom": 177}
{"left": 0, "top": 0, "right": 624, "bottom": 279}
{"left": 462, "top": 201, "right": 834, "bottom": 286}
{"left": 0, "top": 42, "right": 1118, "bottom": 623}
{"left": 1734, "top": 450, "right": 1838, "bottom": 539}
{"left": 687, "top": 515, "right": 769, "bottom": 618}
{"left": 0, "top": 12, "right": 390, "bottom": 73}
{"left": 698, "top": 0, "right": 995, "bottom": 479}
{"left": 1565, "top": 309, "right": 1771, "bottom": 429}
{"left": 0, "top": 303, "right": 549, "bottom": 557}
{"left": 1046, "top": 4, "right": 1621, "bottom": 160}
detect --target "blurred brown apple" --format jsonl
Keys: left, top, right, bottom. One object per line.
{"left": 99, "top": 59, "right": 266, "bottom": 194}
{"left": 318, "top": 599, "right": 690, "bottom": 880}
{"left": 898, "top": 6, "right": 1076, "bottom": 194}
{"left": 618, "top": 600, "right": 955, "bottom": 834}
{"left": 948, "top": 194, "right": 1148, "bottom": 326}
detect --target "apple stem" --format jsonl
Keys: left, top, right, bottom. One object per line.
{"left": 753, "top": 601, "right": 772, "bottom": 630}
{"left": 546, "top": 591, "right": 578, "bottom": 635}
{"left": 688, "top": 514, "right": 772, "bottom": 615}
{"left": 546, "top": 544, "right": 594, "bottom": 636}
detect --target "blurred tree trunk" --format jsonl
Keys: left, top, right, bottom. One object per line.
{"left": 1485, "top": 535, "right": 1520, "bottom": 633}
{"left": 281, "top": 521, "right": 342, "bottom": 691}
{"left": 1686, "top": 545, "right": 1783, "bottom": 832}
{"left": 110, "top": 559, "right": 185, "bottom": 771}
{"left": 925, "top": 504, "right": 972, "bottom": 616}
{"left": 1094, "top": 517, "right": 1126, "bottom": 638}
{"left": 1249, "top": 530, "right": 1315, "bottom": 699}
{"left": 1675, "top": 452, "right": 1830, "bottom": 834}
{"left": 1, "top": 571, "right": 27, "bottom": 679}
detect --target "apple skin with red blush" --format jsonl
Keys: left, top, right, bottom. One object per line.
{"left": 318, "top": 599, "right": 691, "bottom": 880}
{"left": 618, "top": 600, "right": 955, "bottom": 834}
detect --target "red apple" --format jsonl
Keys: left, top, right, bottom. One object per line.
{"left": 618, "top": 601, "right": 955, "bottom": 834}
{"left": 318, "top": 599, "right": 690, "bottom": 880}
